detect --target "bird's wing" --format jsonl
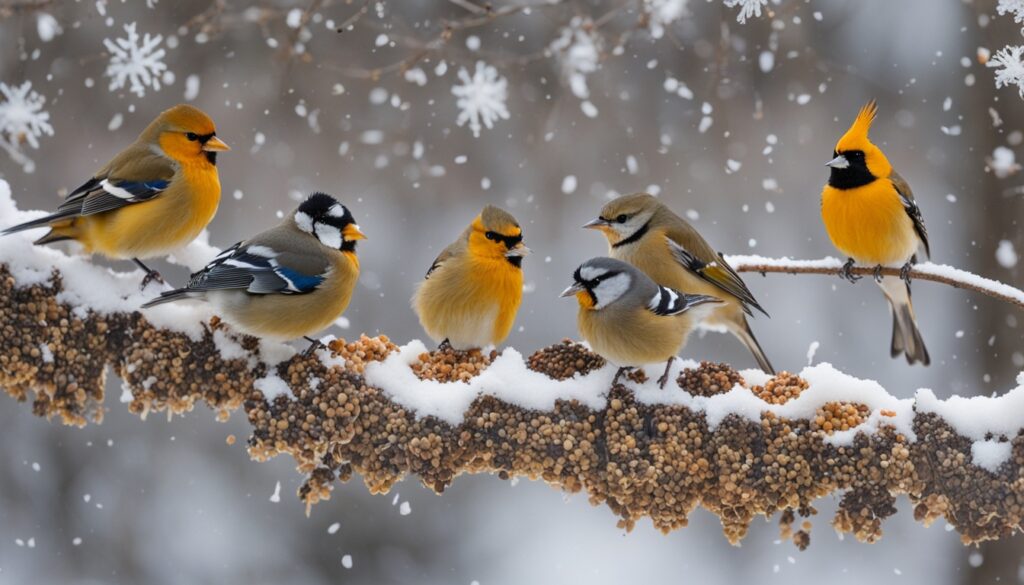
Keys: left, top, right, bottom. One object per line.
{"left": 890, "top": 171, "right": 930, "bottom": 259}
{"left": 58, "top": 150, "right": 176, "bottom": 217}
{"left": 424, "top": 239, "right": 463, "bottom": 279}
{"left": 664, "top": 236, "right": 769, "bottom": 317}
{"left": 185, "top": 242, "right": 327, "bottom": 295}
{"left": 647, "top": 285, "right": 722, "bottom": 316}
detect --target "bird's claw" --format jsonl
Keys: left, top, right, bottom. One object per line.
{"left": 872, "top": 265, "right": 884, "bottom": 283}
{"left": 839, "top": 258, "right": 862, "bottom": 283}
{"left": 438, "top": 339, "right": 452, "bottom": 352}
{"left": 613, "top": 366, "right": 633, "bottom": 386}
{"left": 139, "top": 270, "right": 165, "bottom": 290}
{"left": 899, "top": 263, "right": 913, "bottom": 285}
{"left": 302, "top": 336, "right": 325, "bottom": 358}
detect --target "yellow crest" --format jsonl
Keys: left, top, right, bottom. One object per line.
{"left": 835, "top": 99, "right": 877, "bottom": 152}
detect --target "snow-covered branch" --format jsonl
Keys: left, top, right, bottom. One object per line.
{"left": 728, "top": 255, "right": 1024, "bottom": 311}
{"left": 2, "top": 185, "right": 1024, "bottom": 548}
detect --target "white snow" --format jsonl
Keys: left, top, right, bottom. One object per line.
{"left": 970, "top": 439, "right": 1012, "bottom": 473}
{"left": 399, "top": 501, "right": 411, "bottom": 516}
{"left": 327, "top": 522, "right": 340, "bottom": 534}
{"left": 806, "top": 341, "right": 820, "bottom": 366}
{"left": 254, "top": 374, "right": 292, "bottom": 400}
{"left": 341, "top": 555, "right": 353, "bottom": 569}
{"left": 269, "top": 481, "right": 282, "bottom": 503}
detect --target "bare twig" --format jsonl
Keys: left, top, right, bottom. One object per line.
{"left": 728, "top": 256, "right": 1024, "bottom": 311}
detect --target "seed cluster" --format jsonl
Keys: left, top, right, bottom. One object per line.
{"left": 813, "top": 402, "right": 870, "bottom": 433}
{"left": 325, "top": 334, "right": 397, "bottom": 373}
{"left": 3, "top": 267, "right": 1024, "bottom": 548}
{"left": 677, "top": 361, "right": 745, "bottom": 397}
{"left": 412, "top": 346, "right": 495, "bottom": 382}
{"left": 527, "top": 339, "right": 606, "bottom": 380}
{"left": 753, "top": 371, "right": 808, "bottom": 404}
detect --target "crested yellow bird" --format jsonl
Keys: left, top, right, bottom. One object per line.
{"left": 143, "top": 192, "right": 365, "bottom": 354}
{"left": 412, "top": 205, "right": 530, "bottom": 350}
{"left": 2, "top": 104, "right": 229, "bottom": 287}
{"left": 560, "top": 257, "right": 722, "bottom": 388}
{"left": 584, "top": 193, "right": 774, "bottom": 373}
{"left": 822, "top": 100, "right": 930, "bottom": 365}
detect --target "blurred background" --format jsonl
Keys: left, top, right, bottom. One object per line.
{"left": 1, "top": 0, "right": 1023, "bottom": 583}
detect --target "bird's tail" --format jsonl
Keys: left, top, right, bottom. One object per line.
{"left": 730, "top": 316, "right": 775, "bottom": 374}
{"left": 877, "top": 276, "right": 930, "bottom": 366}
{"left": 141, "top": 289, "right": 200, "bottom": 309}
{"left": 3, "top": 214, "right": 77, "bottom": 246}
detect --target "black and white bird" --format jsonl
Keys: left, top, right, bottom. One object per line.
{"left": 143, "top": 192, "right": 365, "bottom": 351}
{"left": 560, "top": 257, "right": 722, "bottom": 388}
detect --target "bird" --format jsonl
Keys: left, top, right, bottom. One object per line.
{"left": 142, "top": 192, "right": 365, "bottom": 353}
{"left": 1, "top": 104, "right": 230, "bottom": 288}
{"left": 412, "top": 205, "right": 530, "bottom": 350}
{"left": 583, "top": 193, "right": 775, "bottom": 373}
{"left": 560, "top": 257, "right": 722, "bottom": 388}
{"left": 822, "top": 100, "right": 930, "bottom": 365}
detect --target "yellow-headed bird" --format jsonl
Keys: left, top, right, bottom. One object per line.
{"left": 584, "top": 193, "right": 774, "bottom": 373}
{"left": 413, "top": 205, "right": 529, "bottom": 350}
{"left": 561, "top": 257, "right": 722, "bottom": 387}
{"left": 821, "top": 100, "right": 930, "bottom": 365}
{"left": 2, "top": 104, "right": 229, "bottom": 287}
{"left": 143, "top": 193, "right": 364, "bottom": 354}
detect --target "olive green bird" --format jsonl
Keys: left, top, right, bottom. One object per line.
{"left": 584, "top": 193, "right": 774, "bottom": 374}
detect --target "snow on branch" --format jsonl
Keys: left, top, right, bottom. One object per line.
{"left": 727, "top": 255, "right": 1024, "bottom": 311}
{"left": 2, "top": 183, "right": 1024, "bottom": 548}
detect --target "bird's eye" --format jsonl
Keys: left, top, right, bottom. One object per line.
{"left": 485, "top": 231, "right": 498, "bottom": 241}
{"left": 616, "top": 214, "right": 628, "bottom": 223}
{"left": 186, "top": 132, "right": 198, "bottom": 141}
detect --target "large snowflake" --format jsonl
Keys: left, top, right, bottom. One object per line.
{"left": 452, "top": 61, "right": 510, "bottom": 138}
{"left": 0, "top": 82, "right": 53, "bottom": 150}
{"left": 104, "top": 23, "right": 168, "bottom": 97}
{"left": 723, "top": 0, "right": 768, "bottom": 24}
{"left": 989, "top": 45, "right": 1024, "bottom": 99}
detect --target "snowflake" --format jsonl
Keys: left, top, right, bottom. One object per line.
{"left": 550, "top": 17, "right": 602, "bottom": 100}
{"left": 0, "top": 82, "right": 53, "bottom": 150}
{"left": 988, "top": 45, "right": 1024, "bottom": 99}
{"left": 452, "top": 61, "right": 510, "bottom": 138}
{"left": 997, "top": 0, "right": 1024, "bottom": 23}
{"left": 104, "top": 23, "right": 168, "bottom": 98}
{"left": 644, "top": 0, "right": 688, "bottom": 39}
{"left": 724, "top": 0, "right": 768, "bottom": 24}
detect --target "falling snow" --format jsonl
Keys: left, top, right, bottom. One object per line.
{"left": 723, "top": 0, "right": 769, "bottom": 25}
{"left": 452, "top": 61, "right": 510, "bottom": 138}
{"left": 104, "top": 23, "right": 169, "bottom": 98}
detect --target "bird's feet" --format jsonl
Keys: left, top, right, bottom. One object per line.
{"left": 612, "top": 366, "right": 634, "bottom": 386}
{"left": 899, "top": 262, "right": 913, "bottom": 285}
{"left": 872, "top": 264, "right": 884, "bottom": 283}
{"left": 438, "top": 339, "right": 452, "bottom": 351}
{"left": 133, "top": 258, "right": 166, "bottom": 290}
{"left": 302, "top": 336, "right": 325, "bottom": 357}
{"left": 839, "top": 258, "right": 862, "bottom": 283}
{"left": 657, "top": 357, "right": 676, "bottom": 389}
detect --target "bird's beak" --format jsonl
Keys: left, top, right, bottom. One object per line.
{"left": 505, "top": 245, "right": 530, "bottom": 258}
{"left": 825, "top": 154, "right": 849, "bottom": 169}
{"left": 343, "top": 224, "right": 367, "bottom": 241}
{"left": 560, "top": 282, "right": 585, "bottom": 298}
{"left": 582, "top": 217, "right": 610, "bottom": 230}
{"left": 202, "top": 136, "right": 231, "bottom": 152}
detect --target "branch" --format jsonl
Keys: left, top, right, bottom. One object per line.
{"left": 727, "top": 255, "right": 1024, "bottom": 311}
{"left": 2, "top": 188, "right": 1024, "bottom": 549}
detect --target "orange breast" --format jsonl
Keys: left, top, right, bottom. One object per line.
{"left": 821, "top": 179, "right": 918, "bottom": 265}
